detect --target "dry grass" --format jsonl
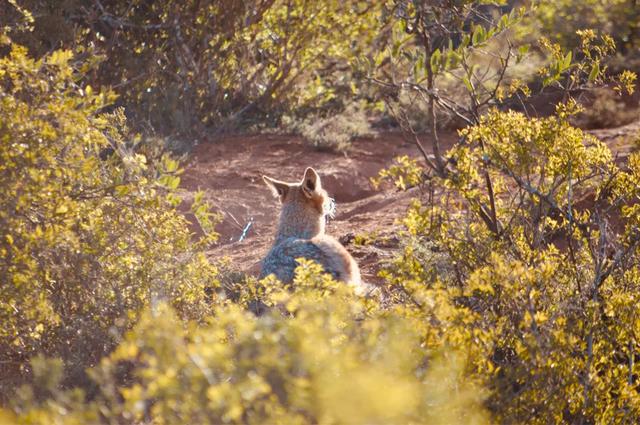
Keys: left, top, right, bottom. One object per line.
{"left": 573, "top": 88, "right": 640, "bottom": 129}
{"left": 288, "top": 103, "right": 375, "bottom": 153}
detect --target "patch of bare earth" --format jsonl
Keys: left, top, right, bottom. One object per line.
{"left": 180, "top": 132, "right": 453, "bottom": 283}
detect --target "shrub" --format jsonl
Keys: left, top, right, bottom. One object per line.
{"left": 379, "top": 107, "right": 640, "bottom": 423}
{"left": 294, "top": 103, "right": 375, "bottom": 153}
{"left": 0, "top": 41, "right": 218, "bottom": 397}
{"left": 533, "top": 0, "right": 640, "bottom": 52}
{"left": 4, "top": 262, "right": 489, "bottom": 424}
{"left": 2, "top": 0, "right": 383, "bottom": 138}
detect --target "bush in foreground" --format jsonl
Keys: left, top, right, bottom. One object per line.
{"left": 4, "top": 262, "right": 488, "bottom": 425}
{"left": 381, "top": 106, "right": 640, "bottom": 423}
{"left": 0, "top": 41, "right": 218, "bottom": 397}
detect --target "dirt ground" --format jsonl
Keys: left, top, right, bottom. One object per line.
{"left": 180, "top": 123, "right": 637, "bottom": 283}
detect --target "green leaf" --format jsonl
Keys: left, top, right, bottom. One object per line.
{"left": 561, "top": 51, "right": 572, "bottom": 72}
{"left": 373, "top": 50, "right": 386, "bottom": 67}
{"left": 55, "top": 204, "right": 69, "bottom": 215}
{"left": 499, "top": 14, "right": 509, "bottom": 30}
{"left": 472, "top": 26, "right": 485, "bottom": 46}
{"left": 463, "top": 76, "right": 473, "bottom": 93}
{"left": 588, "top": 62, "right": 600, "bottom": 82}
{"left": 164, "top": 157, "right": 179, "bottom": 173}
{"left": 160, "top": 175, "right": 181, "bottom": 190}
{"left": 517, "top": 45, "right": 530, "bottom": 61}
{"left": 443, "top": 50, "right": 452, "bottom": 70}
{"left": 414, "top": 54, "right": 425, "bottom": 76}
{"left": 430, "top": 49, "right": 441, "bottom": 72}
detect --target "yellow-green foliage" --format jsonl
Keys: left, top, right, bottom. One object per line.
{"left": 4, "top": 3, "right": 640, "bottom": 424}
{"left": 0, "top": 42, "right": 218, "bottom": 392}
{"left": 0, "top": 37, "right": 492, "bottom": 425}
{"left": 379, "top": 108, "right": 640, "bottom": 423}
{"left": 374, "top": 155, "right": 424, "bottom": 191}
{"left": 3, "top": 0, "right": 383, "bottom": 135}
{"left": 5, "top": 261, "right": 489, "bottom": 425}
{"left": 0, "top": 42, "right": 490, "bottom": 422}
{"left": 533, "top": 0, "right": 640, "bottom": 52}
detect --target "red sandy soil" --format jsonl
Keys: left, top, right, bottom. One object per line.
{"left": 180, "top": 131, "right": 455, "bottom": 283}
{"left": 180, "top": 124, "right": 637, "bottom": 283}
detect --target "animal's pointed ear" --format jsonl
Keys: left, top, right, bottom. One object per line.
{"left": 302, "top": 167, "right": 321, "bottom": 196}
{"left": 263, "top": 175, "right": 290, "bottom": 202}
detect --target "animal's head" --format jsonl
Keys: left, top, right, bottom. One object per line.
{"left": 263, "top": 167, "right": 335, "bottom": 220}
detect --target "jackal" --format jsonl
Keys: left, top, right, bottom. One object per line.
{"left": 260, "top": 167, "right": 363, "bottom": 292}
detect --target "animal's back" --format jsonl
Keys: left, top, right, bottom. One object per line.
{"left": 260, "top": 234, "right": 361, "bottom": 288}
{"left": 260, "top": 167, "right": 364, "bottom": 294}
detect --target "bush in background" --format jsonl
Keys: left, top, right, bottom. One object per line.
{"left": 291, "top": 103, "right": 375, "bottom": 153}
{"left": 533, "top": 0, "right": 640, "bottom": 53}
{"left": 2, "top": 0, "right": 383, "bottom": 141}
{"left": 572, "top": 87, "right": 639, "bottom": 129}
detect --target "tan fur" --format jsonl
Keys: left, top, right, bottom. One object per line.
{"left": 311, "top": 236, "right": 361, "bottom": 285}
{"left": 260, "top": 167, "right": 364, "bottom": 292}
